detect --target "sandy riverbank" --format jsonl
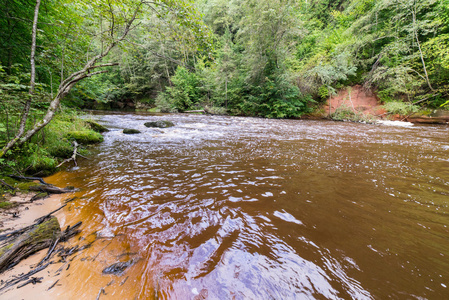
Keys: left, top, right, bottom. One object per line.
{"left": 0, "top": 192, "right": 71, "bottom": 299}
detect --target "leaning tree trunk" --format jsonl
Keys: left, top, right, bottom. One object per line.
{"left": 0, "top": 4, "right": 141, "bottom": 158}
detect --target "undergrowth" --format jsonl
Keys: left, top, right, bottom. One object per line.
{"left": 382, "top": 101, "right": 420, "bottom": 116}
{"left": 331, "top": 104, "right": 377, "bottom": 123}
{"left": 0, "top": 108, "right": 103, "bottom": 176}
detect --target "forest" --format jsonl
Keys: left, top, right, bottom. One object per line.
{"left": 1, "top": 0, "right": 449, "bottom": 175}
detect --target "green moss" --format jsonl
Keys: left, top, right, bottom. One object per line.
{"left": 86, "top": 120, "right": 109, "bottom": 133}
{"left": 1, "top": 110, "right": 101, "bottom": 176}
{"left": 65, "top": 130, "right": 104, "bottom": 144}
{"left": 16, "top": 181, "right": 41, "bottom": 190}
{"left": 30, "top": 217, "right": 60, "bottom": 243}
{"left": 32, "top": 192, "right": 48, "bottom": 200}
{"left": 0, "top": 243, "right": 13, "bottom": 257}
{"left": 0, "top": 201, "right": 18, "bottom": 209}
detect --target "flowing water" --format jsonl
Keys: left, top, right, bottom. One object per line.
{"left": 46, "top": 112, "right": 449, "bottom": 299}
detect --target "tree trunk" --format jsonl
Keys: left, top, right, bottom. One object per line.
{"left": 29, "top": 0, "right": 40, "bottom": 95}
{"left": 0, "top": 0, "right": 41, "bottom": 158}
{"left": 412, "top": 6, "right": 434, "bottom": 91}
{"left": 0, "top": 4, "right": 141, "bottom": 158}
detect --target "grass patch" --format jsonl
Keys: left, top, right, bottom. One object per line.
{"left": 0, "top": 201, "right": 18, "bottom": 209}
{"left": 382, "top": 101, "right": 420, "bottom": 116}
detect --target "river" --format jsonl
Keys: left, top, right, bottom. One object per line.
{"left": 45, "top": 112, "right": 449, "bottom": 299}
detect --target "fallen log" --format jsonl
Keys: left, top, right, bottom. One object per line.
{"left": 184, "top": 110, "right": 205, "bottom": 113}
{"left": 0, "top": 262, "right": 50, "bottom": 292}
{"left": 0, "top": 179, "right": 16, "bottom": 192}
{"left": 28, "top": 184, "right": 74, "bottom": 194}
{"left": 8, "top": 175, "right": 49, "bottom": 185}
{"left": 0, "top": 217, "right": 60, "bottom": 273}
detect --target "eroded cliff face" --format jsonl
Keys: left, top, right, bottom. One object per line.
{"left": 325, "top": 85, "right": 386, "bottom": 116}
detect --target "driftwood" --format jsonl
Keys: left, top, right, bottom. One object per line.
{"left": 57, "top": 141, "right": 79, "bottom": 168}
{"left": 46, "top": 279, "right": 59, "bottom": 291}
{"left": 184, "top": 110, "right": 206, "bottom": 113}
{"left": 0, "top": 179, "right": 16, "bottom": 192}
{"left": 0, "top": 262, "right": 50, "bottom": 292}
{"left": 0, "top": 216, "right": 83, "bottom": 291}
{"left": 8, "top": 175, "right": 49, "bottom": 185}
{"left": 96, "top": 287, "right": 106, "bottom": 300}
{"left": 0, "top": 217, "right": 61, "bottom": 273}
{"left": 28, "top": 184, "right": 74, "bottom": 194}
{"left": 17, "top": 276, "right": 43, "bottom": 289}
{"left": 102, "top": 259, "right": 136, "bottom": 275}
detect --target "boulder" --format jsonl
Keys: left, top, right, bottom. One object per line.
{"left": 123, "top": 129, "right": 141, "bottom": 134}
{"left": 85, "top": 120, "right": 109, "bottom": 133}
{"left": 144, "top": 120, "right": 174, "bottom": 128}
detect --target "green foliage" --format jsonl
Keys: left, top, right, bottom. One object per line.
{"left": 239, "top": 70, "right": 312, "bottom": 118}
{"left": 155, "top": 92, "right": 177, "bottom": 112}
{"left": 331, "top": 104, "right": 376, "bottom": 123}
{"left": 382, "top": 101, "right": 420, "bottom": 116}
{"left": 318, "top": 85, "right": 330, "bottom": 100}
{"left": 23, "top": 146, "right": 57, "bottom": 176}
{"left": 165, "top": 66, "right": 202, "bottom": 111}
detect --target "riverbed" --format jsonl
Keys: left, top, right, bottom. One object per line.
{"left": 44, "top": 112, "right": 449, "bottom": 299}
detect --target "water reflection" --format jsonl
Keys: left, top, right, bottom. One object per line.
{"left": 46, "top": 113, "right": 449, "bottom": 299}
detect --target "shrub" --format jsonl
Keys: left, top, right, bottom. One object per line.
{"left": 155, "top": 92, "right": 177, "bottom": 113}
{"left": 21, "top": 146, "right": 57, "bottom": 176}
{"left": 382, "top": 101, "right": 419, "bottom": 115}
{"left": 332, "top": 104, "right": 376, "bottom": 123}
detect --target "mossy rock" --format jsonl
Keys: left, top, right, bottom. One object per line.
{"left": 144, "top": 120, "right": 174, "bottom": 128}
{"left": 86, "top": 120, "right": 109, "bottom": 133}
{"left": 65, "top": 130, "right": 104, "bottom": 144}
{"left": 123, "top": 129, "right": 141, "bottom": 134}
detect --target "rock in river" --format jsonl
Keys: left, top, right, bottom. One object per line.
{"left": 102, "top": 259, "right": 136, "bottom": 275}
{"left": 123, "top": 129, "right": 141, "bottom": 134}
{"left": 144, "top": 120, "right": 174, "bottom": 128}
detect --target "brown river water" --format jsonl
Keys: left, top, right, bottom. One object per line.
{"left": 44, "top": 112, "right": 449, "bottom": 299}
